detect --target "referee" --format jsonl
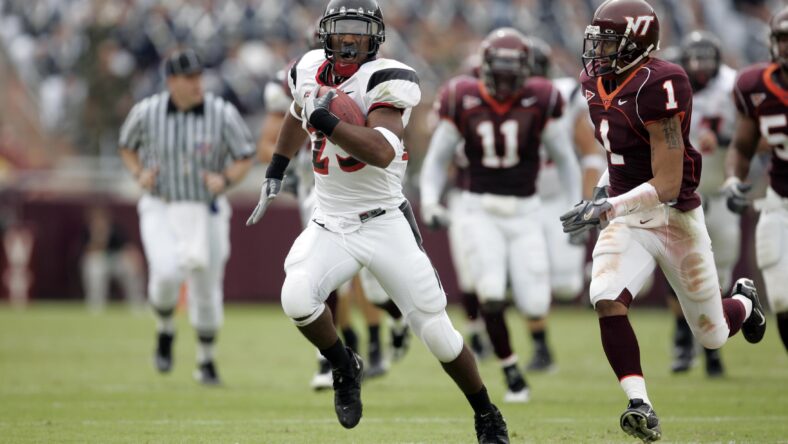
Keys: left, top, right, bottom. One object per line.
{"left": 119, "top": 48, "right": 254, "bottom": 385}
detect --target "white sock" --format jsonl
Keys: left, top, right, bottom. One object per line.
{"left": 620, "top": 375, "right": 652, "bottom": 406}
{"left": 732, "top": 295, "right": 753, "bottom": 319}
{"left": 197, "top": 341, "right": 215, "bottom": 364}
{"left": 467, "top": 319, "right": 485, "bottom": 334}
{"left": 156, "top": 315, "right": 175, "bottom": 334}
{"left": 500, "top": 354, "right": 519, "bottom": 368}
{"left": 392, "top": 317, "right": 407, "bottom": 334}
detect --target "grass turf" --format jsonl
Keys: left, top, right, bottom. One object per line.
{"left": 0, "top": 303, "right": 785, "bottom": 443}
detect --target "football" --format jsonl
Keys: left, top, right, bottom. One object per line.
{"left": 317, "top": 85, "right": 366, "bottom": 127}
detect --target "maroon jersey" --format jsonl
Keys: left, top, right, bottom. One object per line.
{"left": 733, "top": 63, "right": 788, "bottom": 197}
{"left": 437, "top": 75, "right": 563, "bottom": 196}
{"left": 580, "top": 58, "right": 702, "bottom": 211}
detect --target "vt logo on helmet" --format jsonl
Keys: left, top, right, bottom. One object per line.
{"left": 318, "top": 0, "right": 386, "bottom": 78}
{"left": 582, "top": 0, "right": 660, "bottom": 78}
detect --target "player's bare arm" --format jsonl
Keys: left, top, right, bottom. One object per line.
{"left": 722, "top": 112, "right": 760, "bottom": 213}
{"left": 204, "top": 157, "right": 254, "bottom": 195}
{"left": 725, "top": 113, "right": 760, "bottom": 181}
{"left": 256, "top": 111, "right": 286, "bottom": 163}
{"left": 646, "top": 114, "right": 685, "bottom": 202}
{"left": 327, "top": 106, "right": 402, "bottom": 168}
{"left": 119, "top": 147, "right": 157, "bottom": 191}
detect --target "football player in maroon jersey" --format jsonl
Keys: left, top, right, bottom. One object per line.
{"left": 421, "top": 28, "right": 581, "bottom": 403}
{"left": 724, "top": 5, "right": 788, "bottom": 354}
{"left": 561, "top": 0, "right": 767, "bottom": 441}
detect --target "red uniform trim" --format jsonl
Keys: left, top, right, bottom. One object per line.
{"left": 478, "top": 80, "right": 518, "bottom": 115}
{"left": 368, "top": 102, "right": 404, "bottom": 114}
{"left": 762, "top": 63, "right": 788, "bottom": 106}
{"left": 618, "top": 373, "right": 644, "bottom": 381}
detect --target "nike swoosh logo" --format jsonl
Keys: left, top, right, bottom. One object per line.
{"left": 343, "top": 90, "right": 355, "bottom": 95}
{"left": 521, "top": 97, "right": 538, "bottom": 107}
{"left": 583, "top": 210, "right": 594, "bottom": 221}
{"left": 640, "top": 218, "right": 653, "bottom": 224}
{"left": 618, "top": 99, "right": 628, "bottom": 105}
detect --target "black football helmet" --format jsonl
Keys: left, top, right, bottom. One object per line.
{"left": 318, "top": 0, "right": 385, "bottom": 62}
{"left": 679, "top": 31, "right": 722, "bottom": 92}
{"left": 770, "top": 6, "right": 788, "bottom": 72}
{"left": 582, "top": 0, "right": 660, "bottom": 78}
{"left": 528, "top": 36, "right": 552, "bottom": 77}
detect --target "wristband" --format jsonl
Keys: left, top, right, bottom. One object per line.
{"left": 266, "top": 153, "right": 291, "bottom": 180}
{"left": 309, "top": 108, "right": 341, "bottom": 137}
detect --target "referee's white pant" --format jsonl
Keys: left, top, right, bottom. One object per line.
{"left": 138, "top": 194, "right": 231, "bottom": 333}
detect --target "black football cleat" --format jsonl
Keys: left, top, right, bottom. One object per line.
{"left": 364, "top": 343, "right": 387, "bottom": 378}
{"left": 333, "top": 348, "right": 364, "bottom": 429}
{"left": 474, "top": 404, "right": 509, "bottom": 444}
{"left": 390, "top": 324, "right": 410, "bottom": 362}
{"left": 502, "top": 363, "right": 529, "bottom": 403}
{"left": 732, "top": 278, "right": 766, "bottom": 343}
{"left": 670, "top": 342, "right": 695, "bottom": 373}
{"left": 193, "top": 361, "right": 221, "bottom": 386}
{"left": 154, "top": 332, "right": 174, "bottom": 373}
{"left": 525, "top": 345, "right": 555, "bottom": 372}
{"left": 620, "top": 398, "right": 661, "bottom": 442}
{"left": 704, "top": 348, "right": 724, "bottom": 378}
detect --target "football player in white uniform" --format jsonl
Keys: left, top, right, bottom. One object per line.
{"left": 247, "top": 1, "right": 509, "bottom": 441}
{"left": 669, "top": 31, "right": 739, "bottom": 376}
{"left": 260, "top": 62, "right": 408, "bottom": 388}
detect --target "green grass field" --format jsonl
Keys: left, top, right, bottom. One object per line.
{"left": 0, "top": 303, "right": 786, "bottom": 443}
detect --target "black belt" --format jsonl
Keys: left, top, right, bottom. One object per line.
{"left": 359, "top": 208, "right": 386, "bottom": 222}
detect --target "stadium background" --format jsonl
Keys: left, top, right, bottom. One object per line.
{"left": 0, "top": 0, "right": 782, "bottom": 304}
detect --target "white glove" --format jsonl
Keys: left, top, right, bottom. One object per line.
{"left": 722, "top": 176, "right": 750, "bottom": 214}
{"left": 421, "top": 203, "right": 450, "bottom": 230}
{"left": 246, "top": 178, "right": 283, "bottom": 226}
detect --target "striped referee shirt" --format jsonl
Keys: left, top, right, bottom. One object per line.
{"left": 119, "top": 92, "right": 253, "bottom": 203}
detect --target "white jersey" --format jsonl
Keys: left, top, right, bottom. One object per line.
{"left": 691, "top": 64, "right": 737, "bottom": 195}
{"left": 289, "top": 50, "right": 420, "bottom": 220}
{"left": 537, "top": 77, "right": 586, "bottom": 199}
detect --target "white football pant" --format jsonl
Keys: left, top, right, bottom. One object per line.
{"left": 756, "top": 187, "right": 788, "bottom": 313}
{"left": 540, "top": 194, "right": 586, "bottom": 300}
{"left": 447, "top": 190, "right": 475, "bottom": 293}
{"left": 459, "top": 191, "right": 551, "bottom": 318}
{"left": 281, "top": 202, "right": 464, "bottom": 363}
{"left": 590, "top": 205, "right": 730, "bottom": 349}
{"left": 704, "top": 194, "right": 741, "bottom": 291}
{"left": 138, "top": 194, "right": 230, "bottom": 333}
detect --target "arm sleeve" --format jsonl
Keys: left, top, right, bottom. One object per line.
{"left": 118, "top": 102, "right": 145, "bottom": 151}
{"left": 420, "top": 120, "right": 463, "bottom": 206}
{"left": 542, "top": 119, "right": 582, "bottom": 204}
{"left": 366, "top": 69, "right": 421, "bottom": 112}
{"left": 221, "top": 103, "right": 254, "bottom": 160}
{"left": 637, "top": 72, "right": 693, "bottom": 124}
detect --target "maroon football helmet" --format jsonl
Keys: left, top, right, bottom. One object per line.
{"left": 582, "top": 0, "right": 660, "bottom": 78}
{"left": 770, "top": 6, "right": 788, "bottom": 72}
{"left": 479, "top": 28, "right": 532, "bottom": 101}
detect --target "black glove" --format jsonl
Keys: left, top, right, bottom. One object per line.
{"left": 723, "top": 178, "right": 750, "bottom": 214}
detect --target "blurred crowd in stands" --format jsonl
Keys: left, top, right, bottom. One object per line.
{"left": 0, "top": 0, "right": 782, "bottom": 164}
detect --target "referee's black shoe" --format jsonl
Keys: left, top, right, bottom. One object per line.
{"left": 154, "top": 332, "right": 174, "bottom": 373}
{"left": 194, "top": 361, "right": 221, "bottom": 386}
{"left": 332, "top": 347, "right": 364, "bottom": 429}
